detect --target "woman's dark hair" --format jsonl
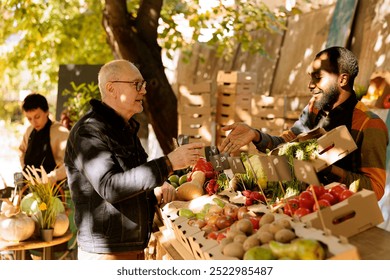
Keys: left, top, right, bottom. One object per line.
{"left": 22, "top": 93, "right": 49, "bottom": 112}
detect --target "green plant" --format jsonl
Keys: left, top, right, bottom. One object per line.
{"left": 22, "top": 166, "right": 65, "bottom": 230}
{"left": 62, "top": 81, "right": 100, "bottom": 123}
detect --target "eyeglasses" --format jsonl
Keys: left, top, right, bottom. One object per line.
{"left": 110, "top": 80, "right": 147, "bottom": 92}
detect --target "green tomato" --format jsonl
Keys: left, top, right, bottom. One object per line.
{"left": 178, "top": 174, "right": 188, "bottom": 185}
{"left": 178, "top": 208, "right": 195, "bottom": 218}
{"left": 168, "top": 174, "right": 180, "bottom": 185}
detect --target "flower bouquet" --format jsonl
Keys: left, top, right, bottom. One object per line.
{"left": 22, "top": 166, "right": 66, "bottom": 240}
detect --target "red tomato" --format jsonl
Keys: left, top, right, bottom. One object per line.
{"left": 329, "top": 184, "right": 347, "bottom": 201}
{"left": 294, "top": 207, "right": 312, "bottom": 218}
{"left": 245, "top": 198, "right": 254, "bottom": 206}
{"left": 207, "top": 231, "right": 218, "bottom": 240}
{"left": 216, "top": 232, "right": 227, "bottom": 242}
{"left": 312, "top": 199, "right": 331, "bottom": 211}
{"left": 299, "top": 191, "right": 315, "bottom": 210}
{"left": 306, "top": 185, "right": 326, "bottom": 198}
{"left": 339, "top": 189, "right": 354, "bottom": 201}
{"left": 242, "top": 190, "right": 252, "bottom": 198}
{"left": 319, "top": 192, "right": 338, "bottom": 205}
{"left": 249, "top": 216, "right": 260, "bottom": 230}
{"left": 283, "top": 198, "right": 300, "bottom": 216}
{"left": 250, "top": 191, "right": 266, "bottom": 202}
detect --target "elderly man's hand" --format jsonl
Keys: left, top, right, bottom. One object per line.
{"left": 167, "top": 142, "right": 204, "bottom": 170}
{"left": 154, "top": 181, "right": 177, "bottom": 206}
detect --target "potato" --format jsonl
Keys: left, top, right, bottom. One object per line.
{"left": 223, "top": 242, "right": 245, "bottom": 259}
{"left": 258, "top": 223, "right": 272, "bottom": 233}
{"left": 243, "top": 235, "right": 260, "bottom": 251}
{"left": 259, "top": 213, "right": 275, "bottom": 226}
{"left": 274, "top": 228, "right": 296, "bottom": 243}
{"left": 226, "top": 229, "right": 244, "bottom": 239}
{"left": 219, "top": 237, "right": 233, "bottom": 251}
{"left": 233, "top": 234, "right": 247, "bottom": 244}
{"left": 268, "top": 223, "right": 284, "bottom": 235}
{"left": 236, "top": 218, "right": 253, "bottom": 235}
{"left": 257, "top": 230, "right": 274, "bottom": 244}
{"left": 274, "top": 218, "right": 292, "bottom": 229}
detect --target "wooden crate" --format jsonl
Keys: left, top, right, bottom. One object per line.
{"left": 234, "top": 106, "right": 252, "bottom": 124}
{"left": 217, "top": 92, "right": 236, "bottom": 105}
{"left": 284, "top": 95, "right": 311, "bottom": 120}
{"left": 178, "top": 104, "right": 213, "bottom": 146}
{"left": 217, "top": 71, "right": 257, "bottom": 84}
{"left": 178, "top": 106, "right": 212, "bottom": 119}
{"left": 251, "top": 116, "right": 285, "bottom": 135}
{"left": 217, "top": 82, "right": 257, "bottom": 95}
{"left": 178, "top": 92, "right": 211, "bottom": 108}
{"left": 235, "top": 93, "right": 252, "bottom": 108}
{"left": 252, "top": 95, "right": 285, "bottom": 118}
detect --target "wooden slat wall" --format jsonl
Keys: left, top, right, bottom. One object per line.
{"left": 175, "top": 0, "right": 390, "bottom": 99}
{"left": 351, "top": 0, "right": 390, "bottom": 90}
{"left": 270, "top": 4, "right": 335, "bottom": 97}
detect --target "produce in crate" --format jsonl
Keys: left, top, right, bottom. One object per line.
{"left": 162, "top": 194, "right": 359, "bottom": 260}
{"left": 282, "top": 183, "right": 354, "bottom": 218}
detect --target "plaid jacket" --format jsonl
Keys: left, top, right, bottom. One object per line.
{"left": 254, "top": 94, "right": 389, "bottom": 200}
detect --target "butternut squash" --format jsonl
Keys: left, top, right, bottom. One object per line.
{"left": 176, "top": 171, "right": 205, "bottom": 201}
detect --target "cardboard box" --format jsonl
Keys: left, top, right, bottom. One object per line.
{"left": 172, "top": 217, "right": 202, "bottom": 255}
{"left": 310, "top": 125, "right": 358, "bottom": 172}
{"left": 248, "top": 205, "right": 360, "bottom": 259}
{"left": 161, "top": 196, "right": 360, "bottom": 260}
{"left": 187, "top": 231, "right": 219, "bottom": 260}
{"left": 300, "top": 189, "right": 384, "bottom": 238}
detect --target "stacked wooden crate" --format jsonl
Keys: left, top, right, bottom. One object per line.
{"left": 215, "top": 71, "right": 257, "bottom": 148}
{"left": 178, "top": 82, "right": 214, "bottom": 147}
{"left": 251, "top": 95, "right": 286, "bottom": 135}
{"left": 283, "top": 95, "right": 312, "bottom": 129}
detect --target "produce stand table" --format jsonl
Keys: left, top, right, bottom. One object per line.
{"left": 349, "top": 226, "right": 390, "bottom": 260}
{"left": 0, "top": 231, "right": 72, "bottom": 260}
{"left": 153, "top": 219, "right": 390, "bottom": 260}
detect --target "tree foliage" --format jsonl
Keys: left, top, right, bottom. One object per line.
{"left": 0, "top": 0, "right": 294, "bottom": 97}
{"left": 0, "top": 0, "right": 298, "bottom": 151}
{"left": 0, "top": 0, "right": 113, "bottom": 97}
{"left": 158, "top": 0, "right": 291, "bottom": 62}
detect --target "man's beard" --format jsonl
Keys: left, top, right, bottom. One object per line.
{"left": 314, "top": 85, "right": 340, "bottom": 112}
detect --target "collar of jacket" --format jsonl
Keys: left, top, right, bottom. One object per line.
{"left": 89, "top": 99, "right": 140, "bottom": 133}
